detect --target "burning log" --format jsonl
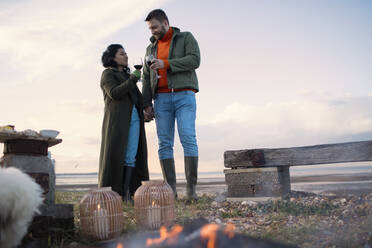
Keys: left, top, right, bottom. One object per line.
{"left": 105, "top": 218, "right": 297, "bottom": 248}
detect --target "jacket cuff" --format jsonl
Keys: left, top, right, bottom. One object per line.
{"left": 163, "top": 59, "right": 170, "bottom": 69}
{"left": 129, "top": 74, "right": 139, "bottom": 83}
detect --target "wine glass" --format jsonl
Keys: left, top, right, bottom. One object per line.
{"left": 133, "top": 57, "right": 143, "bottom": 71}
{"left": 132, "top": 57, "right": 143, "bottom": 82}
{"left": 145, "top": 54, "right": 160, "bottom": 79}
{"left": 145, "top": 54, "right": 154, "bottom": 67}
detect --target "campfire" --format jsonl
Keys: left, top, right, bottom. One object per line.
{"left": 106, "top": 219, "right": 296, "bottom": 248}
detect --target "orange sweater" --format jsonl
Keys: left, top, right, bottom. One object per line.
{"left": 156, "top": 28, "right": 195, "bottom": 93}
{"left": 156, "top": 27, "right": 172, "bottom": 93}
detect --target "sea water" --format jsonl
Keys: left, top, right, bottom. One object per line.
{"left": 56, "top": 162, "right": 372, "bottom": 186}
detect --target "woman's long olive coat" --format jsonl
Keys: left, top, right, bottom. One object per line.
{"left": 98, "top": 67, "right": 149, "bottom": 196}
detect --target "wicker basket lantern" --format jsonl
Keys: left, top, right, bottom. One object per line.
{"left": 79, "top": 187, "right": 123, "bottom": 241}
{"left": 134, "top": 180, "right": 175, "bottom": 229}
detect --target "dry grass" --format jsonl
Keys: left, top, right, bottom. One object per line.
{"left": 52, "top": 191, "right": 372, "bottom": 248}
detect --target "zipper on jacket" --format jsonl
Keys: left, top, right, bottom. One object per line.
{"left": 167, "top": 30, "right": 177, "bottom": 91}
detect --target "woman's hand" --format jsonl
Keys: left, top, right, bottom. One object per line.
{"left": 131, "top": 69, "right": 141, "bottom": 81}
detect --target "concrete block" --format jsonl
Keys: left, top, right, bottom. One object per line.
{"left": 224, "top": 167, "right": 290, "bottom": 198}
{"left": 0, "top": 154, "right": 55, "bottom": 205}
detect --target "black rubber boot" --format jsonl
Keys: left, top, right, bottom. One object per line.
{"left": 185, "top": 156, "right": 198, "bottom": 202}
{"left": 160, "top": 158, "right": 177, "bottom": 198}
{"left": 122, "top": 166, "right": 134, "bottom": 203}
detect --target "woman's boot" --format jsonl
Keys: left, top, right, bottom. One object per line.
{"left": 122, "top": 166, "right": 134, "bottom": 203}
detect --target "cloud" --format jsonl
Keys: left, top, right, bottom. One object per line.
{"left": 56, "top": 100, "right": 103, "bottom": 114}
{"left": 0, "top": 0, "right": 173, "bottom": 174}
{"left": 1, "top": 0, "right": 370, "bottom": 175}
{"left": 197, "top": 94, "right": 372, "bottom": 156}
{"left": 83, "top": 137, "right": 100, "bottom": 145}
{"left": 188, "top": 93, "right": 372, "bottom": 173}
{"left": 0, "top": 0, "right": 169, "bottom": 81}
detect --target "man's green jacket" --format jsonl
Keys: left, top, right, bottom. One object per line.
{"left": 142, "top": 27, "right": 201, "bottom": 107}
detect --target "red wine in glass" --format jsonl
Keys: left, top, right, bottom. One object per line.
{"left": 133, "top": 57, "right": 143, "bottom": 71}
{"left": 145, "top": 54, "right": 155, "bottom": 67}
{"left": 145, "top": 54, "right": 161, "bottom": 78}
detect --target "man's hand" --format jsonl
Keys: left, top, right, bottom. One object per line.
{"left": 144, "top": 106, "right": 155, "bottom": 122}
{"left": 150, "top": 59, "right": 164, "bottom": 70}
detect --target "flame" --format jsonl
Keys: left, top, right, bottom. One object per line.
{"left": 152, "top": 201, "right": 155, "bottom": 207}
{"left": 146, "top": 223, "right": 236, "bottom": 247}
{"left": 97, "top": 204, "right": 101, "bottom": 210}
{"left": 166, "top": 225, "right": 183, "bottom": 245}
{"left": 146, "top": 225, "right": 183, "bottom": 247}
{"left": 116, "top": 243, "right": 124, "bottom": 248}
{"left": 200, "top": 224, "right": 219, "bottom": 248}
{"left": 223, "top": 223, "right": 236, "bottom": 239}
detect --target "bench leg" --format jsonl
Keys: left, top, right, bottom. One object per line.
{"left": 278, "top": 166, "right": 291, "bottom": 199}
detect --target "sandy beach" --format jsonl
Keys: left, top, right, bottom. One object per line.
{"left": 56, "top": 172, "right": 372, "bottom": 196}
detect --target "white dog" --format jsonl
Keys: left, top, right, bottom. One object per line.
{"left": 0, "top": 167, "right": 44, "bottom": 248}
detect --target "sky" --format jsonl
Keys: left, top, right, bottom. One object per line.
{"left": 1, "top": 0, "right": 371, "bottom": 175}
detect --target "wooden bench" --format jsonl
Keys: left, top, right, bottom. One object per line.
{"left": 224, "top": 140, "right": 372, "bottom": 199}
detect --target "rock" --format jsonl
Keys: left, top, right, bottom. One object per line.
{"left": 215, "top": 218, "right": 222, "bottom": 224}
{"left": 322, "top": 230, "right": 333, "bottom": 236}
{"left": 215, "top": 191, "right": 227, "bottom": 203}
{"left": 243, "top": 223, "right": 252, "bottom": 229}
{"left": 241, "top": 201, "right": 258, "bottom": 207}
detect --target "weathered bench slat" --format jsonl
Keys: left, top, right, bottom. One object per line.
{"left": 224, "top": 140, "right": 372, "bottom": 168}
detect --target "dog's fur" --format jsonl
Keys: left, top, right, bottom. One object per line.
{"left": 0, "top": 167, "right": 44, "bottom": 248}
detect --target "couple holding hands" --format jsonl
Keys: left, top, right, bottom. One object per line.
{"left": 98, "top": 9, "right": 200, "bottom": 202}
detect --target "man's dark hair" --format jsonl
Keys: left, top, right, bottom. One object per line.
{"left": 145, "top": 9, "right": 169, "bottom": 24}
{"left": 101, "top": 44, "right": 123, "bottom": 68}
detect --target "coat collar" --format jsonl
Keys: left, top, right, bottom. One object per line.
{"left": 108, "top": 66, "right": 130, "bottom": 74}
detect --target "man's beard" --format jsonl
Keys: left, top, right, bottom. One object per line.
{"left": 156, "top": 26, "right": 167, "bottom": 40}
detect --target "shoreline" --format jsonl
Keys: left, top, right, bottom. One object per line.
{"left": 55, "top": 172, "right": 372, "bottom": 196}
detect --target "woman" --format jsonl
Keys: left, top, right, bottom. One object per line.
{"left": 98, "top": 44, "right": 149, "bottom": 201}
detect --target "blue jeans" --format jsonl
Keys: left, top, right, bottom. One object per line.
{"left": 124, "top": 106, "right": 140, "bottom": 167}
{"left": 154, "top": 91, "right": 198, "bottom": 160}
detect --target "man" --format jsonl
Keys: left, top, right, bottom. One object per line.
{"left": 142, "top": 9, "right": 200, "bottom": 200}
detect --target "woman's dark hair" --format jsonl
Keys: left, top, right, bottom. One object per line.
{"left": 101, "top": 44, "right": 124, "bottom": 68}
